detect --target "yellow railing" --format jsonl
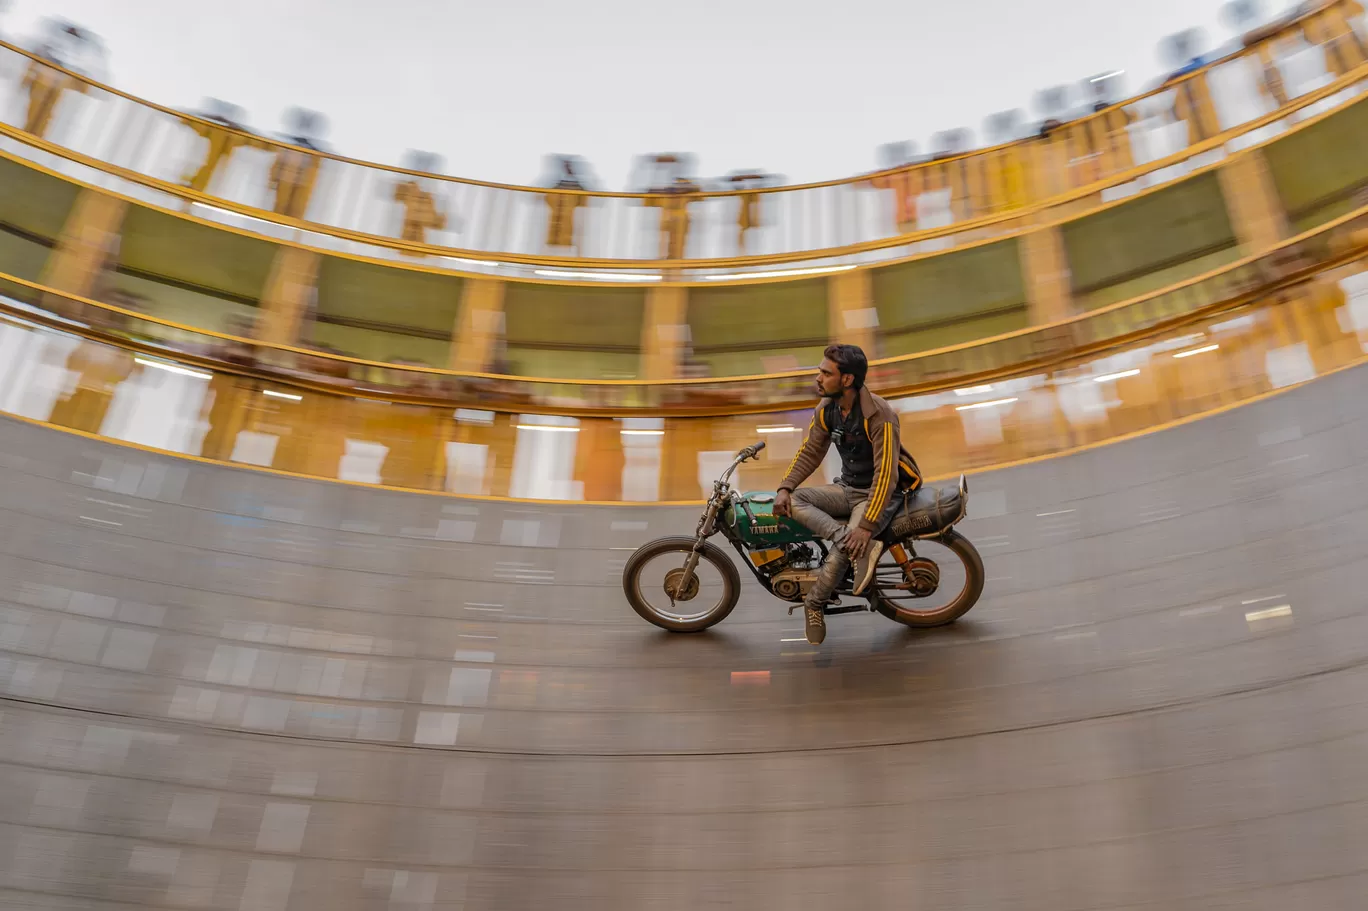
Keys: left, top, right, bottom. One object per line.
{"left": 7, "top": 248, "right": 1364, "bottom": 502}
{"left": 4, "top": 203, "right": 1365, "bottom": 416}
{"left": 1, "top": 0, "right": 1364, "bottom": 278}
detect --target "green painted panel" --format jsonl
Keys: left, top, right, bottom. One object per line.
{"left": 1290, "top": 197, "right": 1359, "bottom": 235}
{"left": 0, "top": 157, "right": 80, "bottom": 240}
{"left": 0, "top": 229, "right": 50, "bottom": 286}
{"left": 1075, "top": 247, "right": 1240, "bottom": 311}
{"left": 110, "top": 272, "right": 256, "bottom": 334}
{"left": 310, "top": 323, "right": 451, "bottom": 367}
{"left": 1063, "top": 173, "right": 1236, "bottom": 299}
{"left": 871, "top": 239, "right": 1027, "bottom": 335}
{"left": 1265, "top": 98, "right": 1368, "bottom": 230}
{"left": 688, "top": 280, "right": 827, "bottom": 349}
{"left": 881, "top": 308, "right": 1031, "bottom": 359}
{"left": 316, "top": 257, "right": 464, "bottom": 333}
{"left": 118, "top": 206, "right": 277, "bottom": 302}
{"left": 504, "top": 285, "right": 645, "bottom": 349}
{"left": 505, "top": 346, "right": 640, "bottom": 380}
{"left": 695, "top": 345, "right": 828, "bottom": 379}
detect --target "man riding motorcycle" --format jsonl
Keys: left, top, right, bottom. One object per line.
{"left": 774, "top": 344, "right": 922, "bottom": 645}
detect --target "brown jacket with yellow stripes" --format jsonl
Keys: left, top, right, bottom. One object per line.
{"left": 777, "top": 386, "right": 922, "bottom": 533}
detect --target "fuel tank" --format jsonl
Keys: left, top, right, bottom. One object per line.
{"left": 725, "top": 492, "right": 817, "bottom": 548}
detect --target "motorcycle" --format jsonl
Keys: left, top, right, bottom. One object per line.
{"left": 622, "top": 442, "right": 985, "bottom": 633}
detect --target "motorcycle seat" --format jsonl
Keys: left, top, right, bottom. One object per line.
{"left": 885, "top": 480, "right": 968, "bottom": 539}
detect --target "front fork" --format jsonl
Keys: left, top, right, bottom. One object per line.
{"left": 671, "top": 498, "right": 721, "bottom": 603}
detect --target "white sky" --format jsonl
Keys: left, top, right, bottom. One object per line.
{"left": 2, "top": 0, "right": 1294, "bottom": 187}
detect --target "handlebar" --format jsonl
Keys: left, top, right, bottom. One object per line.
{"left": 717, "top": 441, "right": 767, "bottom": 488}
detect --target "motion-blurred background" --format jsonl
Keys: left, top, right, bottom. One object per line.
{"left": 0, "top": 0, "right": 1366, "bottom": 906}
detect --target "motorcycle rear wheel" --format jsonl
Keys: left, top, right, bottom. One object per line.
{"left": 871, "top": 530, "right": 985, "bottom": 628}
{"left": 622, "top": 536, "right": 742, "bottom": 633}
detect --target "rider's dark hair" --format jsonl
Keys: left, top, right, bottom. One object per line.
{"left": 823, "top": 344, "right": 868, "bottom": 389}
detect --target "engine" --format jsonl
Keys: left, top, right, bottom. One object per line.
{"left": 748, "top": 543, "right": 821, "bottom": 602}
{"left": 770, "top": 569, "right": 818, "bottom": 602}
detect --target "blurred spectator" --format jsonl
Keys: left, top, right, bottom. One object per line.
{"left": 543, "top": 156, "right": 590, "bottom": 254}
{"left": 270, "top": 108, "right": 327, "bottom": 219}
{"left": 1155, "top": 28, "right": 1224, "bottom": 145}
{"left": 1033, "top": 85, "right": 1074, "bottom": 139}
{"left": 393, "top": 151, "right": 450, "bottom": 252}
{"left": 725, "top": 170, "right": 778, "bottom": 253}
{"left": 1221, "top": 2, "right": 1289, "bottom": 105}
{"left": 179, "top": 99, "right": 267, "bottom": 194}
{"left": 653, "top": 175, "right": 700, "bottom": 259}
{"left": 862, "top": 142, "right": 926, "bottom": 235}
{"left": 1085, "top": 74, "right": 1136, "bottom": 177}
{"left": 931, "top": 129, "right": 974, "bottom": 220}
{"left": 295, "top": 341, "right": 356, "bottom": 383}
{"left": 194, "top": 312, "right": 262, "bottom": 461}
{"left": 20, "top": 21, "right": 98, "bottom": 137}
{"left": 633, "top": 154, "right": 699, "bottom": 259}
{"left": 206, "top": 313, "right": 260, "bottom": 367}
{"left": 930, "top": 128, "right": 972, "bottom": 161}
{"left": 46, "top": 295, "right": 145, "bottom": 435}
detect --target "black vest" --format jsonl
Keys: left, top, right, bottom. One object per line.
{"left": 827, "top": 399, "right": 877, "bottom": 490}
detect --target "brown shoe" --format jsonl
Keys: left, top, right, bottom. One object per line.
{"left": 853, "top": 540, "right": 884, "bottom": 596}
{"left": 804, "top": 603, "right": 826, "bottom": 645}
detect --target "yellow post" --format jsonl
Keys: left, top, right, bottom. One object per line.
{"left": 865, "top": 167, "right": 923, "bottom": 234}
{"left": 257, "top": 247, "right": 321, "bottom": 347}
{"left": 1172, "top": 71, "right": 1223, "bottom": 146}
{"left": 827, "top": 269, "right": 878, "bottom": 355}
{"left": 1216, "top": 150, "right": 1290, "bottom": 253}
{"left": 640, "top": 285, "right": 689, "bottom": 382}
{"left": 39, "top": 188, "right": 137, "bottom": 434}
{"left": 40, "top": 187, "right": 128, "bottom": 311}
{"left": 450, "top": 277, "right": 506, "bottom": 372}
{"left": 21, "top": 59, "right": 87, "bottom": 138}
{"left": 269, "top": 147, "right": 321, "bottom": 220}
{"left": 1303, "top": 2, "right": 1367, "bottom": 76}
{"left": 179, "top": 119, "right": 269, "bottom": 194}
{"left": 659, "top": 417, "right": 713, "bottom": 501}
{"left": 1018, "top": 225, "right": 1075, "bottom": 324}
{"left": 573, "top": 417, "right": 625, "bottom": 501}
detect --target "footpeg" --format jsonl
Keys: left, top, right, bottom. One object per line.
{"left": 823, "top": 604, "right": 867, "bottom": 616}
{"left": 789, "top": 598, "right": 840, "bottom": 616}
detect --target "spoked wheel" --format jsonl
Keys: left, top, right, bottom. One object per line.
{"left": 622, "top": 536, "right": 741, "bottom": 633}
{"left": 870, "top": 530, "right": 984, "bottom": 628}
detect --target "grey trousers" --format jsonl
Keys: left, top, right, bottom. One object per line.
{"left": 790, "top": 483, "right": 872, "bottom": 608}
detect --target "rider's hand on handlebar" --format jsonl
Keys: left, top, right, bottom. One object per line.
{"left": 773, "top": 488, "right": 792, "bottom": 517}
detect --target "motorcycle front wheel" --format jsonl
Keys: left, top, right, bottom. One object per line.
{"left": 622, "top": 536, "right": 741, "bottom": 633}
{"left": 870, "top": 530, "right": 985, "bottom": 628}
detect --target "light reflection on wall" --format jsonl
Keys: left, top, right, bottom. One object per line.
{"left": 510, "top": 414, "right": 580, "bottom": 500}
{"left": 103, "top": 359, "right": 209, "bottom": 452}
{"left": 619, "top": 417, "right": 662, "bottom": 502}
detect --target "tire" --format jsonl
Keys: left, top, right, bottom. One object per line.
{"left": 622, "top": 536, "right": 742, "bottom": 633}
{"left": 872, "top": 530, "right": 985, "bottom": 629}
